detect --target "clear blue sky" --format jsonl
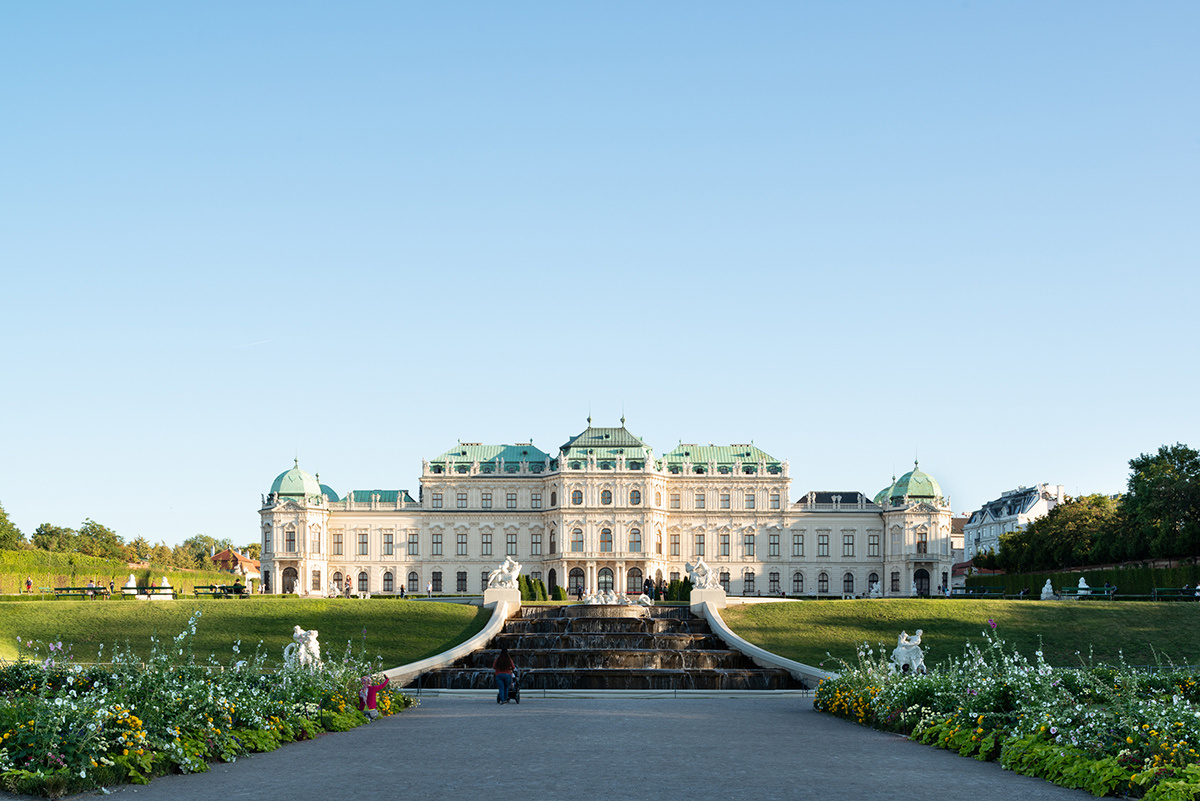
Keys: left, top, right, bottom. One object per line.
{"left": 2, "top": 2, "right": 1197, "bottom": 547}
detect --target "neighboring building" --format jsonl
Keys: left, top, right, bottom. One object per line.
{"left": 963, "top": 484, "right": 1067, "bottom": 561}
{"left": 211, "top": 548, "right": 261, "bottom": 583}
{"left": 259, "top": 421, "right": 957, "bottom": 599}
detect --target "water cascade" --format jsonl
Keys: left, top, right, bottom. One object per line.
{"left": 410, "top": 604, "right": 805, "bottom": 691}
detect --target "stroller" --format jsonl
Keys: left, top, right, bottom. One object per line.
{"left": 509, "top": 669, "right": 521, "bottom": 704}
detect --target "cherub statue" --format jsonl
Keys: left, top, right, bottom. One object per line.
{"left": 283, "top": 625, "right": 323, "bottom": 670}
{"left": 891, "top": 630, "right": 926, "bottom": 675}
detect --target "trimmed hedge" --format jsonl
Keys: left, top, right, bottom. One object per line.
{"left": 0, "top": 550, "right": 234, "bottom": 596}
{"left": 966, "top": 563, "right": 1200, "bottom": 597}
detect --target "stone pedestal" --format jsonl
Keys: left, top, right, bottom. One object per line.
{"left": 483, "top": 587, "right": 521, "bottom": 609}
{"left": 690, "top": 587, "right": 727, "bottom": 614}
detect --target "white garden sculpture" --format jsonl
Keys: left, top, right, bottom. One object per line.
{"left": 1040, "top": 579, "right": 1055, "bottom": 600}
{"left": 487, "top": 556, "right": 522, "bottom": 589}
{"left": 685, "top": 558, "right": 721, "bottom": 590}
{"left": 890, "top": 630, "right": 926, "bottom": 675}
{"left": 283, "top": 625, "right": 323, "bottom": 670}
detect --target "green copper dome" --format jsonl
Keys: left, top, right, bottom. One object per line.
{"left": 270, "top": 460, "right": 322, "bottom": 498}
{"left": 890, "top": 462, "right": 943, "bottom": 501}
{"left": 873, "top": 477, "right": 897, "bottom": 506}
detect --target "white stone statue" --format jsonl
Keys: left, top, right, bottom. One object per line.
{"left": 890, "top": 630, "right": 926, "bottom": 675}
{"left": 159, "top": 576, "right": 171, "bottom": 589}
{"left": 487, "top": 556, "right": 522, "bottom": 589}
{"left": 868, "top": 581, "right": 882, "bottom": 599}
{"left": 685, "top": 558, "right": 721, "bottom": 590}
{"left": 283, "top": 625, "right": 322, "bottom": 670}
{"left": 910, "top": 581, "right": 918, "bottom": 597}
{"left": 1077, "top": 577, "right": 1090, "bottom": 596}
{"left": 1040, "top": 579, "right": 1055, "bottom": 600}
{"left": 123, "top": 574, "right": 138, "bottom": 594}
{"left": 636, "top": 594, "right": 654, "bottom": 607}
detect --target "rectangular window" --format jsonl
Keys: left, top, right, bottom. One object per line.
{"left": 408, "top": 531, "right": 419, "bottom": 555}
{"left": 432, "top": 533, "right": 443, "bottom": 556}
{"left": 868, "top": 534, "right": 880, "bottom": 558}
{"left": 744, "top": 533, "right": 755, "bottom": 557}
{"left": 770, "top": 493, "right": 780, "bottom": 510}
{"left": 670, "top": 493, "right": 680, "bottom": 509}
{"left": 333, "top": 532, "right": 343, "bottom": 556}
{"left": 506, "top": 492, "right": 517, "bottom": 509}
{"left": 457, "top": 492, "right": 467, "bottom": 509}
{"left": 769, "top": 573, "right": 780, "bottom": 593}
{"left": 431, "top": 572, "right": 442, "bottom": 593}
{"left": 695, "top": 492, "right": 705, "bottom": 509}
{"left": 481, "top": 572, "right": 489, "bottom": 592}
{"left": 531, "top": 492, "right": 542, "bottom": 509}
{"left": 383, "top": 531, "right": 393, "bottom": 556}
{"left": 285, "top": 529, "right": 295, "bottom": 552}
{"left": 531, "top": 532, "right": 542, "bottom": 555}
{"left": 818, "top": 532, "right": 829, "bottom": 557}
{"left": 670, "top": 532, "right": 680, "bottom": 556}
{"left": 792, "top": 532, "right": 804, "bottom": 557}
{"left": 571, "top": 529, "right": 583, "bottom": 552}
{"left": 843, "top": 533, "right": 855, "bottom": 558}
{"left": 531, "top": 571, "right": 542, "bottom": 584}
{"left": 431, "top": 492, "right": 443, "bottom": 509}
{"left": 744, "top": 572, "right": 755, "bottom": 593}
{"left": 891, "top": 571, "right": 900, "bottom": 593}
{"left": 357, "top": 530, "right": 369, "bottom": 556}
{"left": 670, "top": 571, "right": 680, "bottom": 583}
{"left": 507, "top": 532, "right": 518, "bottom": 556}
{"left": 482, "top": 533, "right": 492, "bottom": 556}
{"left": 694, "top": 533, "right": 705, "bottom": 557}
{"left": 744, "top": 493, "right": 756, "bottom": 510}
{"left": 482, "top": 492, "right": 492, "bottom": 509}
{"left": 769, "top": 532, "right": 780, "bottom": 557}
{"left": 456, "top": 572, "right": 467, "bottom": 592}
{"left": 457, "top": 532, "right": 467, "bottom": 556}
{"left": 720, "top": 493, "right": 730, "bottom": 509}
{"left": 721, "top": 532, "right": 730, "bottom": 556}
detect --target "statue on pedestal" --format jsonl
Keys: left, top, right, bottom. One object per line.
{"left": 487, "top": 556, "right": 522, "bottom": 589}
{"left": 891, "top": 630, "right": 926, "bottom": 675}
{"left": 1040, "top": 579, "right": 1055, "bottom": 600}
{"left": 685, "top": 558, "right": 721, "bottom": 590}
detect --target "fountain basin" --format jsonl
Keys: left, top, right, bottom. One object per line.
{"left": 564, "top": 603, "right": 649, "bottom": 619}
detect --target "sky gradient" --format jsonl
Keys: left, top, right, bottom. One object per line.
{"left": 2, "top": 2, "right": 1197, "bottom": 547}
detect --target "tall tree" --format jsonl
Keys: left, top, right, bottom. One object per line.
{"left": 1124, "top": 443, "right": 1200, "bottom": 559}
{"left": 177, "top": 534, "right": 233, "bottom": 569}
{"left": 240, "top": 542, "right": 262, "bottom": 560}
{"left": 0, "top": 501, "right": 25, "bottom": 550}
{"left": 32, "top": 523, "right": 76, "bottom": 552}
{"left": 75, "top": 519, "right": 126, "bottom": 561}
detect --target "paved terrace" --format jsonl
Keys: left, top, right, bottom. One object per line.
{"left": 43, "top": 696, "right": 1093, "bottom": 801}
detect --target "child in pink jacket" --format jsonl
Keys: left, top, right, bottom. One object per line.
{"left": 358, "top": 675, "right": 390, "bottom": 721}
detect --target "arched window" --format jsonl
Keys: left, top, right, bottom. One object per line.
{"left": 630, "top": 489, "right": 641, "bottom": 505}
{"left": 792, "top": 572, "right": 803, "bottom": 593}
{"left": 568, "top": 567, "right": 585, "bottom": 593}
{"left": 262, "top": 569, "right": 271, "bottom": 592}
{"left": 571, "top": 528, "right": 584, "bottom": 552}
{"left": 332, "top": 571, "right": 343, "bottom": 587}
{"left": 282, "top": 567, "right": 298, "bottom": 593}
{"left": 549, "top": 528, "right": 557, "bottom": 554}
{"left": 408, "top": 571, "right": 420, "bottom": 593}
{"left": 601, "top": 489, "right": 612, "bottom": 505}
{"left": 743, "top": 571, "right": 755, "bottom": 595}
{"left": 626, "top": 567, "right": 643, "bottom": 594}
{"left": 597, "top": 567, "right": 614, "bottom": 591}
{"left": 629, "top": 528, "right": 642, "bottom": 552}
{"left": 383, "top": 572, "right": 394, "bottom": 592}
{"left": 600, "top": 529, "right": 613, "bottom": 552}
{"left": 720, "top": 571, "right": 730, "bottom": 592}
{"left": 548, "top": 568, "right": 557, "bottom": 592}
{"left": 358, "top": 572, "right": 369, "bottom": 592}
{"left": 769, "top": 572, "right": 780, "bottom": 593}
{"left": 868, "top": 572, "right": 879, "bottom": 590}
{"left": 572, "top": 489, "right": 583, "bottom": 505}
{"left": 843, "top": 573, "right": 855, "bottom": 594}
{"left": 655, "top": 492, "right": 662, "bottom": 506}
{"left": 550, "top": 491, "right": 557, "bottom": 507}
{"left": 818, "top": 572, "right": 829, "bottom": 594}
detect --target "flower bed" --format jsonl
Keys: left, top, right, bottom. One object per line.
{"left": 814, "top": 627, "right": 1200, "bottom": 799}
{"left": 0, "top": 611, "right": 416, "bottom": 798}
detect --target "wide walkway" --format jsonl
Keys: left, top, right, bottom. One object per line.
{"left": 54, "top": 696, "right": 1092, "bottom": 801}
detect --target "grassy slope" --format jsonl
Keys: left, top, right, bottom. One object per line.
{"left": 0, "top": 599, "right": 489, "bottom": 667}
{"left": 721, "top": 599, "right": 1200, "bottom": 670}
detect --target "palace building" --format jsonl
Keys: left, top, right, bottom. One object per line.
{"left": 259, "top": 421, "right": 960, "bottom": 599}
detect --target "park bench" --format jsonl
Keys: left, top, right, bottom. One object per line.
{"left": 139, "top": 587, "right": 178, "bottom": 599}
{"left": 1058, "top": 586, "right": 1116, "bottom": 600}
{"left": 194, "top": 584, "right": 246, "bottom": 598}
{"left": 53, "top": 586, "right": 111, "bottom": 600}
{"left": 950, "top": 586, "right": 1005, "bottom": 599}
{"left": 1152, "top": 587, "right": 1200, "bottom": 601}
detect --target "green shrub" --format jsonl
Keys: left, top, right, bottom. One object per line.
{"left": 551, "top": 586, "right": 569, "bottom": 601}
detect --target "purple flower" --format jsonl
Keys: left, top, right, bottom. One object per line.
{"left": 987, "top": 619, "right": 996, "bottom": 630}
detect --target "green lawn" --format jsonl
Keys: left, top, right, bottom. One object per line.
{"left": 0, "top": 598, "right": 489, "bottom": 667}
{"left": 721, "top": 599, "right": 1200, "bottom": 670}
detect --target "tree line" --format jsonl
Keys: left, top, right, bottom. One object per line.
{"left": 973, "top": 443, "right": 1200, "bottom": 574}
{"left": 0, "top": 507, "right": 259, "bottom": 570}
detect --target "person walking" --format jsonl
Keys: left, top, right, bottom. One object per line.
{"left": 427, "top": 580, "right": 432, "bottom": 598}
{"left": 25, "top": 576, "right": 32, "bottom": 594}
{"left": 493, "top": 647, "right": 516, "bottom": 704}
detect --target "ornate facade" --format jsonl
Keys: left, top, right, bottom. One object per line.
{"left": 259, "top": 422, "right": 959, "bottom": 598}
